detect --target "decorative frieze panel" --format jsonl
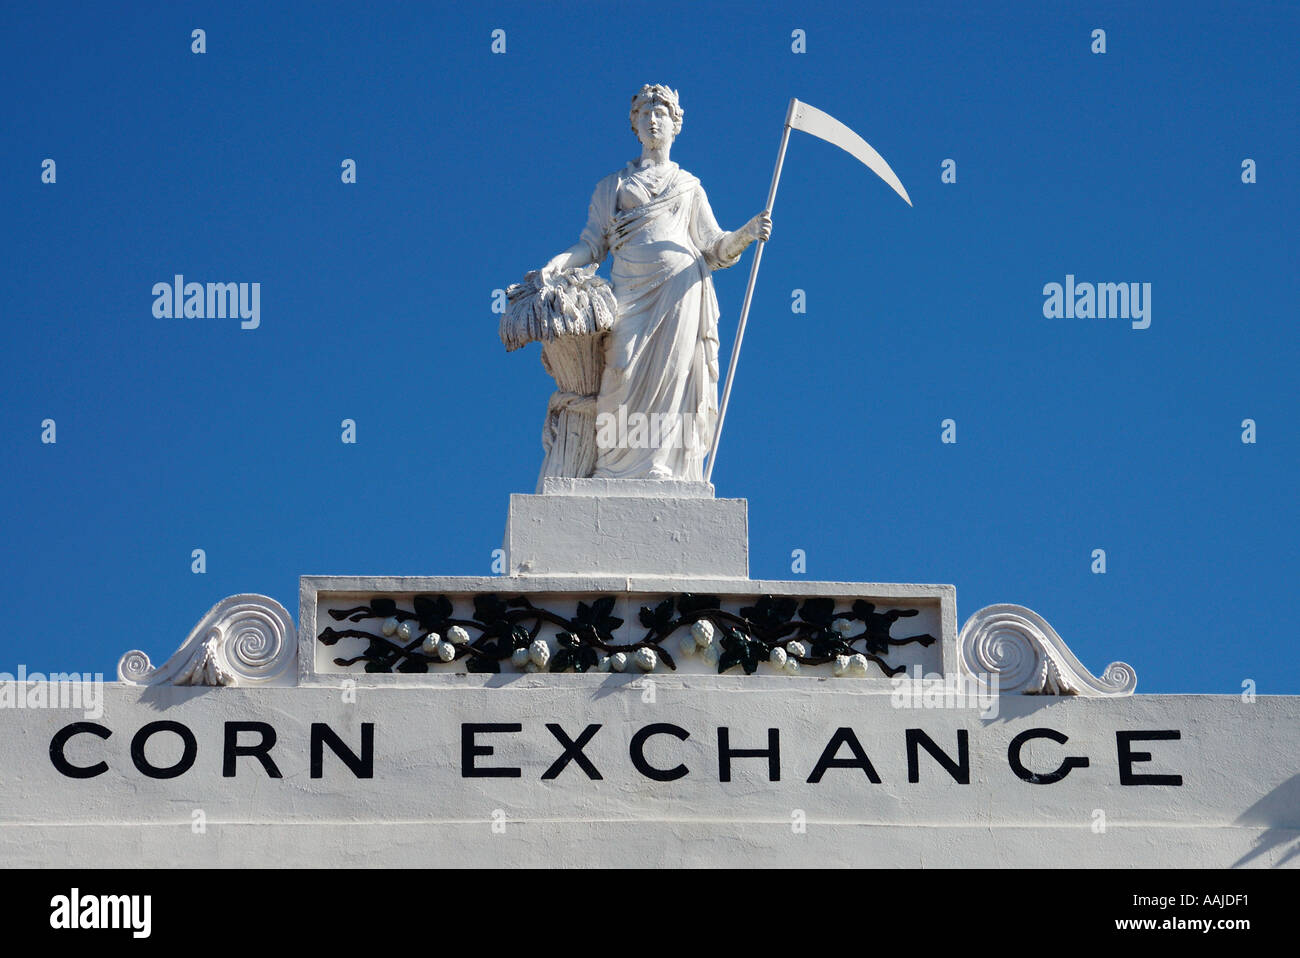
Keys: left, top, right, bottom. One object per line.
{"left": 301, "top": 576, "right": 955, "bottom": 684}
{"left": 317, "top": 590, "right": 938, "bottom": 678}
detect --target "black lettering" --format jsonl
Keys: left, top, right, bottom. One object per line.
{"left": 1117, "top": 730, "right": 1183, "bottom": 786}
{"left": 906, "top": 728, "right": 970, "bottom": 784}
{"left": 131, "top": 721, "right": 197, "bottom": 779}
{"left": 542, "top": 723, "right": 602, "bottom": 780}
{"left": 311, "top": 723, "right": 374, "bottom": 778}
{"left": 718, "top": 727, "right": 780, "bottom": 782}
{"left": 223, "top": 721, "right": 282, "bottom": 778}
{"left": 1007, "top": 727, "right": 1088, "bottom": 784}
{"left": 807, "top": 727, "right": 881, "bottom": 783}
{"left": 629, "top": 723, "right": 690, "bottom": 781}
{"left": 462, "top": 723, "right": 522, "bottom": 778}
{"left": 49, "top": 722, "right": 111, "bottom": 779}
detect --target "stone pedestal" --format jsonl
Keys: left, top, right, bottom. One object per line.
{"left": 503, "top": 478, "right": 748, "bottom": 577}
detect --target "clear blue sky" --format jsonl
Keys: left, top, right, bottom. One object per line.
{"left": 2, "top": 1, "right": 1295, "bottom": 692}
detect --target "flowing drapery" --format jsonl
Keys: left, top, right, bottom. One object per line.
{"left": 579, "top": 162, "right": 740, "bottom": 480}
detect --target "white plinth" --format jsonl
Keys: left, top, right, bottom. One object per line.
{"left": 541, "top": 477, "right": 715, "bottom": 498}
{"left": 504, "top": 486, "right": 747, "bottom": 577}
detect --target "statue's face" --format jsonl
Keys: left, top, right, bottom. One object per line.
{"left": 634, "top": 101, "right": 675, "bottom": 151}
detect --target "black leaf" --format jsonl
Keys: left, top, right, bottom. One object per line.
{"left": 798, "top": 598, "right": 836, "bottom": 628}
{"left": 678, "top": 593, "right": 721, "bottom": 616}
{"left": 808, "top": 629, "right": 851, "bottom": 658}
{"left": 466, "top": 655, "right": 500, "bottom": 674}
{"left": 739, "top": 595, "right": 798, "bottom": 628}
{"left": 474, "top": 594, "right": 508, "bottom": 624}
{"left": 639, "top": 598, "right": 676, "bottom": 634}
{"left": 413, "top": 595, "right": 453, "bottom": 631}
{"left": 472, "top": 621, "right": 516, "bottom": 658}
{"left": 574, "top": 598, "right": 622, "bottom": 641}
{"left": 852, "top": 599, "right": 877, "bottom": 621}
{"left": 717, "top": 625, "right": 761, "bottom": 675}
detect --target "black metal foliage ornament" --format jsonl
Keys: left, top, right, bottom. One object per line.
{"left": 317, "top": 593, "right": 934, "bottom": 676}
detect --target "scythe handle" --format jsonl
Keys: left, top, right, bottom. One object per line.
{"left": 705, "top": 100, "right": 796, "bottom": 483}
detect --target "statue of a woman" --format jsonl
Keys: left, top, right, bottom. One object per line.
{"left": 541, "top": 85, "right": 772, "bottom": 482}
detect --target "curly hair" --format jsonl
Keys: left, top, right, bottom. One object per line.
{"left": 629, "top": 84, "right": 684, "bottom": 137}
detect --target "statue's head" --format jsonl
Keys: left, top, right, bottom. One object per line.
{"left": 630, "top": 84, "right": 683, "bottom": 146}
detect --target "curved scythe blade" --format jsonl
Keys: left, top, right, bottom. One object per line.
{"left": 789, "top": 99, "right": 912, "bottom": 206}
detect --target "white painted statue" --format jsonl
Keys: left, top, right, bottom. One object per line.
{"left": 538, "top": 84, "right": 772, "bottom": 482}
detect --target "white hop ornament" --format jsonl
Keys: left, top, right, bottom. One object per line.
{"left": 833, "top": 654, "right": 851, "bottom": 677}
{"left": 610, "top": 652, "right": 628, "bottom": 673}
{"left": 421, "top": 633, "right": 441, "bottom": 656}
{"left": 850, "top": 653, "right": 869, "bottom": 676}
{"left": 679, "top": 634, "right": 697, "bottom": 657}
{"left": 381, "top": 616, "right": 400, "bottom": 637}
{"left": 511, "top": 647, "right": 530, "bottom": 669}
{"left": 769, "top": 647, "right": 788, "bottom": 669}
{"left": 784, "top": 657, "right": 802, "bottom": 675}
{"left": 691, "top": 620, "right": 715, "bottom": 648}
{"left": 447, "top": 625, "right": 470, "bottom": 645}
{"left": 436, "top": 641, "right": 456, "bottom": 663}
{"left": 528, "top": 639, "right": 550, "bottom": 668}
{"left": 634, "top": 647, "right": 657, "bottom": 672}
{"left": 701, "top": 644, "right": 720, "bottom": 667}
{"left": 595, "top": 655, "right": 611, "bottom": 673}
{"left": 786, "top": 641, "right": 807, "bottom": 659}
{"left": 397, "top": 620, "right": 418, "bottom": 641}
{"left": 832, "top": 618, "right": 854, "bottom": 636}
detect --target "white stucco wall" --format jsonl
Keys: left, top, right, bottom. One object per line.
{"left": 3, "top": 682, "right": 1295, "bottom": 867}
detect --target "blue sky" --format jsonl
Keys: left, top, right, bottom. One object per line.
{"left": 2, "top": 1, "right": 1295, "bottom": 692}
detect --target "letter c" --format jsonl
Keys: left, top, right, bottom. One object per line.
{"left": 629, "top": 723, "right": 690, "bottom": 781}
{"left": 50, "top": 722, "right": 111, "bottom": 778}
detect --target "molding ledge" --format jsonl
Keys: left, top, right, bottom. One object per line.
{"left": 958, "top": 603, "right": 1136, "bottom": 696}
{"left": 119, "top": 594, "right": 297, "bottom": 687}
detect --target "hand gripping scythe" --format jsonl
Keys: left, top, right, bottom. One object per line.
{"left": 703, "top": 98, "right": 912, "bottom": 482}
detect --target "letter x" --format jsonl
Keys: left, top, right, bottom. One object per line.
{"left": 542, "top": 723, "right": 603, "bottom": 780}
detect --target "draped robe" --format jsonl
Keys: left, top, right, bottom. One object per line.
{"left": 579, "top": 161, "right": 740, "bottom": 481}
